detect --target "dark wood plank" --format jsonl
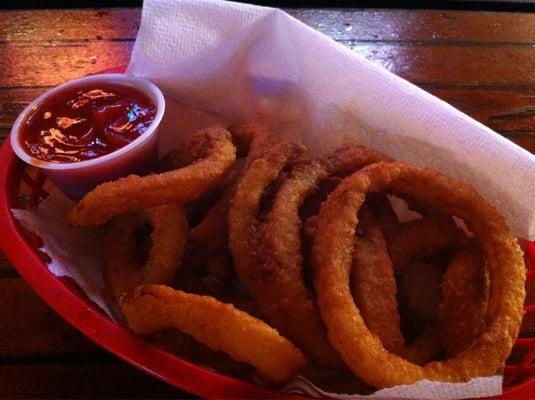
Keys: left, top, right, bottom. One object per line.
{"left": 1, "top": 42, "right": 133, "bottom": 88}
{"left": 288, "top": 9, "right": 535, "bottom": 44}
{"left": 0, "top": 9, "right": 140, "bottom": 42}
{"left": 3, "top": 8, "right": 535, "bottom": 45}
{"left": 0, "top": 362, "right": 188, "bottom": 399}
{"left": 427, "top": 88, "right": 535, "bottom": 132}
{"left": 5, "top": 41, "right": 535, "bottom": 88}
{"left": 0, "top": 279, "right": 100, "bottom": 356}
{"left": 346, "top": 42, "right": 535, "bottom": 86}
{"left": 0, "top": 87, "right": 48, "bottom": 129}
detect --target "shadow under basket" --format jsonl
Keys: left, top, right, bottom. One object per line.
{"left": 1, "top": 136, "right": 535, "bottom": 399}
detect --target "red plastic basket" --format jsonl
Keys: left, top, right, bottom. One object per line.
{"left": 2, "top": 79, "right": 535, "bottom": 400}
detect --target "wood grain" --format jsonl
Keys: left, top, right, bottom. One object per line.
{"left": 288, "top": 9, "right": 535, "bottom": 43}
{"left": 1, "top": 42, "right": 133, "bottom": 88}
{"left": 0, "top": 9, "right": 139, "bottom": 42}
{"left": 3, "top": 9, "right": 535, "bottom": 44}
{"left": 0, "top": 279, "right": 99, "bottom": 356}
{"left": 0, "top": 362, "right": 188, "bottom": 399}
{"left": 6, "top": 42, "right": 535, "bottom": 88}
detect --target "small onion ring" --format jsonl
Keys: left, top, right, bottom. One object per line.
{"left": 313, "top": 161, "right": 525, "bottom": 387}
{"left": 69, "top": 126, "right": 236, "bottom": 226}
{"left": 103, "top": 204, "right": 188, "bottom": 301}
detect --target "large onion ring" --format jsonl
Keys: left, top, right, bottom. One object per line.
{"left": 103, "top": 204, "right": 188, "bottom": 301}
{"left": 263, "top": 146, "right": 388, "bottom": 366}
{"left": 120, "top": 285, "right": 306, "bottom": 383}
{"left": 69, "top": 126, "right": 236, "bottom": 226}
{"left": 313, "top": 161, "right": 525, "bottom": 387}
{"left": 351, "top": 204, "right": 440, "bottom": 365}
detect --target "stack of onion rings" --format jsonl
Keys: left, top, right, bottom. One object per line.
{"left": 67, "top": 124, "right": 526, "bottom": 391}
{"left": 313, "top": 161, "right": 525, "bottom": 387}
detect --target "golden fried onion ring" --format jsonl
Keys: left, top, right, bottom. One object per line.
{"left": 313, "top": 161, "right": 525, "bottom": 387}
{"left": 69, "top": 126, "right": 236, "bottom": 226}
{"left": 351, "top": 204, "right": 405, "bottom": 353}
{"left": 187, "top": 124, "right": 280, "bottom": 257}
{"left": 351, "top": 205, "right": 440, "bottom": 365}
{"left": 103, "top": 204, "right": 188, "bottom": 301}
{"left": 120, "top": 285, "right": 306, "bottom": 383}
{"left": 259, "top": 146, "right": 388, "bottom": 366}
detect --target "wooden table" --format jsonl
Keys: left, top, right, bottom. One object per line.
{"left": 1, "top": 7, "right": 535, "bottom": 398}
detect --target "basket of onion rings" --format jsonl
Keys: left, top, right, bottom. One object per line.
{"left": 2, "top": 118, "right": 535, "bottom": 399}
{"left": 3, "top": 0, "right": 535, "bottom": 397}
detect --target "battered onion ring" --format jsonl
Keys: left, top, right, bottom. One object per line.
{"left": 387, "top": 215, "right": 462, "bottom": 270}
{"left": 120, "top": 285, "right": 306, "bottom": 383}
{"left": 187, "top": 124, "right": 279, "bottom": 256}
{"left": 69, "top": 126, "right": 236, "bottom": 226}
{"left": 103, "top": 204, "right": 188, "bottom": 301}
{"left": 351, "top": 204, "right": 440, "bottom": 365}
{"left": 438, "top": 241, "right": 489, "bottom": 356}
{"left": 313, "top": 161, "right": 525, "bottom": 387}
{"left": 351, "top": 205, "right": 404, "bottom": 353}
{"left": 178, "top": 125, "right": 281, "bottom": 297}
{"left": 240, "top": 146, "right": 386, "bottom": 366}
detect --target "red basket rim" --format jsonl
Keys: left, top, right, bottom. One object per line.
{"left": 1, "top": 69, "right": 535, "bottom": 399}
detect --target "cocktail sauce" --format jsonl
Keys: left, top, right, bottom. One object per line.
{"left": 20, "top": 84, "right": 156, "bottom": 163}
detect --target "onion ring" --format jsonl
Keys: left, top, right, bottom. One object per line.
{"left": 351, "top": 204, "right": 405, "bottom": 353}
{"left": 69, "top": 126, "right": 236, "bottom": 226}
{"left": 187, "top": 124, "right": 279, "bottom": 256}
{"left": 351, "top": 204, "right": 440, "bottom": 365}
{"left": 438, "top": 241, "right": 489, "bottom": 356}
{"left": 178, "top": 125, "right": 281, "bottom": 298}
{"left": 120, "top": 285, "right": 306, "bottom": 383}
{"left": 236, "top": 146, "right": 386, "bottom": 366}
{"left": 103, "top": 204, "right": 188, "bottom": 301}
{"left": 313, "top": 161, "right": 525, "bottom": 387}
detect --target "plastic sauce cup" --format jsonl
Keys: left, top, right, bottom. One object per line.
{"left": 10, "top": 73, "right": 165, "bottom": 199}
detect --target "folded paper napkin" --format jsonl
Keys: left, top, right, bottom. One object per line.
{"left": 14, "top": 0, "right": 535, "bottom": 398}
{"left": 129, "top": 0, "right": 535, "bottom": 241}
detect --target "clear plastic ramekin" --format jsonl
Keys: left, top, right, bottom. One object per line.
{"left": 10, "top": 73, "right": 165, "bottom": 199}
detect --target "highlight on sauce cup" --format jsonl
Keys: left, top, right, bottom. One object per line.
{"left": 10, "top": 73, "right": 166, "bottom": 199}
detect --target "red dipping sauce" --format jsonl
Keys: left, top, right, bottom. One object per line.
{"left": 20, "top": 84, "right": 156, "bottom": 163}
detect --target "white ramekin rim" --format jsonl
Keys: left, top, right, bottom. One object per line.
{"left": 10, "top": 73, "right": 166, "bottom": 171}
